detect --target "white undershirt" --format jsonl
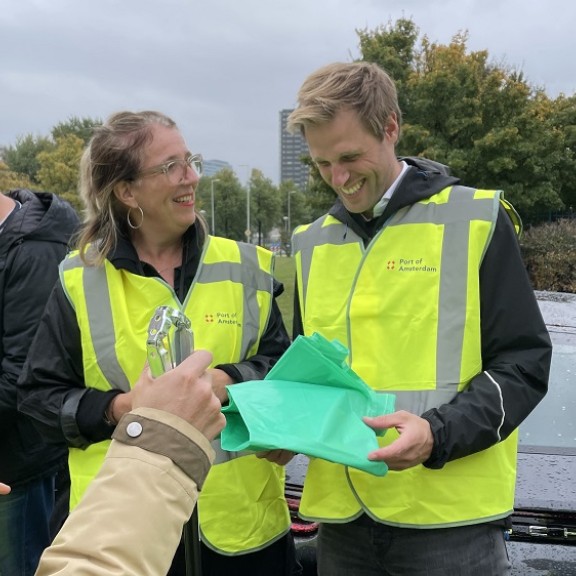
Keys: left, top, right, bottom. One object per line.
{"left": 371, "top": 161, "right": 410, "bottom": 219}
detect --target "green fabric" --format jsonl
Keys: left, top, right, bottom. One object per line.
{"left": 221, "top": 333, "right": 395, "bottom": 476}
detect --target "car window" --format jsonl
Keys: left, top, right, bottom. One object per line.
{"left": 519, "top": 327, "right": 576, "bottom": 449}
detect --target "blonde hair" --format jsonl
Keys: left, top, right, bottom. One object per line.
{"left": 76, "top": 111, "right": 176, "bottom": 265}
{"left": 287, "top": 62, "right": 402, "bottom": 141}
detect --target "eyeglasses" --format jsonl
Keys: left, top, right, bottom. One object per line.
{"left": 137, "top": 153, "right": 203, "bottom": 185}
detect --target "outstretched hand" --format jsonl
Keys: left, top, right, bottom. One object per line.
{"left": 0, "top": 483, "right": 10, "bottom": 495}
{"left": 132, "top": 350, "right": 226, "bottom": 441}
{"left": 363, "top": 410, "right": 434, "bottom": 471}
{"left": 257, "top": 449, "right": 296, "bottom": 466}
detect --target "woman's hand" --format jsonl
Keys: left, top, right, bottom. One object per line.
{"left": 208, "top": 368, "right": 234, "bottom": 404}
{"left": 106, "top": 390, "right": 134, "bottom": 425}
{"left": 257, "top": 450, "right": 296, "bottom": 466}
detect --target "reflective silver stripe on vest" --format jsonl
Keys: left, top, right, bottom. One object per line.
{"left": 196, "top": 241, "right": 274, "bottom": 465}
{"left": 61, "top": 255, "right": 131, "bottom": 392}
{"left": 387, "top": 188, "right": 498, "bottom": 228}
{"left": 60, "top": 252, "right": 84, "bottom": 275}
{"left": 381, "top": 389, "right": 458, "bottom": 413}
{"left": 294, "top": 186, "right": 497, "bottom": 413}
{"left": 194, "top": 242, "right": 273, "bottom": 360}
{"left": 62, "top": 243, "right": 273, "bottom": 393}
{"left": 83, "top": 265, "right": 132, "bottom": 391}
{"left": 292, "top": 218, "right": 358, "bottom": 317}
{"left": 388, "top": 187, "right": 488, "bottom": 394}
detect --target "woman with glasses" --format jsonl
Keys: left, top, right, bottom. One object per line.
{"left": 19, "top": 111, "right": 299, "bottom": 576}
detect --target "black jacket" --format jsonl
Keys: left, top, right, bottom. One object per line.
{"left": 1, "top": 189, "right": 79, "bottom": 486}
{"left": 294, "top": 158, "right": 552, "bottom": 469}
{"left": 18, "top": 224, "right": 291, "bottom": 449}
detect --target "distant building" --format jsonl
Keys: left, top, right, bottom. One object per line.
{"left": 279, "top": 109, "right": 309, "bottom": 190}
{"left": 203, "top": 159, "right": 232, "bottom": 177}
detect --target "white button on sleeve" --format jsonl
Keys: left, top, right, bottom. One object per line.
{"left": 126, "top": 421, "right": 143, "bottom": 438}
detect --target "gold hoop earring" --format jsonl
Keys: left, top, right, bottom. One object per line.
{"left": 127, "top": 206, "right": 144, "bottom": 230}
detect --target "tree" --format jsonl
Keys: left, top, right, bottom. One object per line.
{"left": 0, "top": 161, "right": 33, "bottom": 191}
{"left": 249, "top": 170, "right": 282, "bottom": 246}
{"left": 36, "top": 134, "right": 84, "bottom": 211}
{"left": 358, "top": 19, "right": 570, "bottom": 224}
{"left": 2, "top": 116, "right": 100, "bottom": 205}
{"left": 548, "top": 93, "right": 576, "bottom": 211}
{"left": 195, "top": 169, "right": 247, "bottom": 240}
{"left": 3, "top": 134, "right": 54, "bottom": 184}
{"left": 356, "top": 18, "right": 419, "bottom": 113}
{"left": 52, "top": 116, "right": 102, "bottom": 146}
{"left": 278, "top": 180, "right": 311, "bottom": 252}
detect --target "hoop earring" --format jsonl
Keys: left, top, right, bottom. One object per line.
{"left": 127, "top": 206, "right": 144, "bottom": 230}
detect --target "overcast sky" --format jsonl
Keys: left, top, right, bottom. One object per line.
{"left": 1, "top": 0, "right": 575, "bottom": 184}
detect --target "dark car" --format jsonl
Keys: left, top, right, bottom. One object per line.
{"left": 286, "top": 291, "right": 576, "bottom": 574}
{"left": 507, "top": 290, "right": 576, "bottom": 574}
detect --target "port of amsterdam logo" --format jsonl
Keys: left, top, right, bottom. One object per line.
{"left": 386, "top": 258, "right": 437, "bottom": 273}
{"left": 205, "top": 311, "right": 241, "bottom": 326}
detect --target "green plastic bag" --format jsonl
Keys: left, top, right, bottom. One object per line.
{"left": 221, "top": 333, "right": 395, "bottom": 476}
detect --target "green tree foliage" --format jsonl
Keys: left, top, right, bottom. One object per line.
{"left": 3, "top": 134, "right": 54, "bottom": 184}
{"left": 358, "top": 19, "right": 573, "bottom": 224}
{"left": 357, "top": 19, "right": 418, "bottom": 113}
{"left": 36, "top": 134, "right": 84, "bottom": 212}
{"left": 278, "top": 180, "right": 311, "bottom": 250}
{"left": 0, "top": 161, "right": 33, "bottom": 191}
{"left": 249, "top": 169, "right": 282, "bottom": 246}
{"left": 547, "top": 94, "right": 576, "bottom": 211}
{"left": 3, "top": 116, "right": 100, "bottom": 205}
{"left": 195, "top": 169, "right": 247, "bottom": 240}
{"left": 279, "top": 180, "right": 311, "bottom": 228}
{"left": 521, "top": 219, "right": 576, "bottom": 292}
{"left": 52, "top": 116, "right": 102, "bottom": 145}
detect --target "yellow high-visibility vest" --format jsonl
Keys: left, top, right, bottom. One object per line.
{"left": 61, "top": 236, "right": 290, "bottom": 553}
{"left": 292, "top": 186, "right": 520, "bottom": 527}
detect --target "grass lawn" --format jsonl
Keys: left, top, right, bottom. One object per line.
{"left": 273, "top": 256, "right": 296, "bottom": 335}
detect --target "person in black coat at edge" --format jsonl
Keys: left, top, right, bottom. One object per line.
{"left": 0, "top": 188, "right": 79, "bottom": 576}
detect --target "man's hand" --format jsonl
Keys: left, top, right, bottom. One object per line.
{"left": 132, "top": 350, "right": 225, "bottom": 441}
{"left": 363, "top": 410, "right": 434, "bottom": 470}
{"left": 0, "top": 483, "right": 10, "bottom": 495}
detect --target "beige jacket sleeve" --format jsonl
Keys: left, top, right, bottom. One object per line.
{"left": 35, "top": 407, "right": 215, "bottom": 576}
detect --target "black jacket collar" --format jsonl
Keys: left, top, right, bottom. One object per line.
{"left": 107, "top": 223, "right": 206, "bottom": 300}
{"left": 328, "top": 160, "right": 460, "bottom": 243}
{"left": 108, "top": 223, "right": 205, "bottom": 275}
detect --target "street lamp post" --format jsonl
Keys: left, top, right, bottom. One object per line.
{"left": 210, "top": 179, "right": 220, "bottom": 236}
{"left": 287, "top": 189, "right": 296, "bottom": 235}
{"left": 240, "top": 165, "right": 251, "bottom": 243}
{"left": 287, "top": 191, "right": 292, "bottom": 235}
{"left": 247, "top": 186, "right": 251, "bottom": 243}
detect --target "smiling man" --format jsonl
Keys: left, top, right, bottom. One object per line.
{"left": 285, "top": 62, "right": 552, "bottom": 576}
